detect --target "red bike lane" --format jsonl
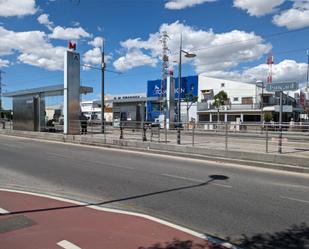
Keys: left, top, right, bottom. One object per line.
{"left": 0, "top": 189, "right": 228, "bottom": 249}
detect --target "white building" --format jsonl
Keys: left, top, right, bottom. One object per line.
{"left": 197, "top": 76, "right": 261, "bottom": 122}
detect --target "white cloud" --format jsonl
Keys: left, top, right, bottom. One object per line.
{"left": 273, "top": 0, "right": 309, "bottom": 29}
{"left": 205, "top": 59, "right": 307, "bottom": 83}
{"left": 88, "top": 36, "right": 103, "bottom": 48}
{"left": 0, "top": 0, "right": 37, "bottom": 17}
{"left": 83, "top": 47, "right": 102, "bottom": 65}
{"left": 0, "top": 58, "right": 9, "bottom": 68}
{"left": 0, "top": 26, "right": 66, "bottom": 71}
{"left": 113, "top": 21, "right": 271, "bottom": 73}
{"left": 113, "top": 50, "right": 158, "bottom": 71}
{"left": 37, "top": 13, "right": 54, "bottom": 31}
{"left": 233, "top": 0, "right": 285, "bottom": 16}
{"left": 165, "top": 0, "right": 216, "bottom": 10}
{"left": 49, "top": 26, "right": 90, "bottom": 40}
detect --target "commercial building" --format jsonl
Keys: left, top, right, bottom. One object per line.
{"left": 146, "top": 75, "right": 307, "bottom": 124}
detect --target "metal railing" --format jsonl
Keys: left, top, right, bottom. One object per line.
{"left": 2, "top": 118, "right": 309, "bottom": 156}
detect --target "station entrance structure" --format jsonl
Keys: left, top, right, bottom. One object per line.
{"left": 4, "top": 50, "right": 93, "bottom": 134}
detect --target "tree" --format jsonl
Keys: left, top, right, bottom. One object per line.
{"left": 263, "top": 112, "right": 273, "bottom": 122}
{"left": 184, "top": 93, "right": 198, "bottom": 126}
{"left": 213, "top": 90, "right": 228, "bottom": 123}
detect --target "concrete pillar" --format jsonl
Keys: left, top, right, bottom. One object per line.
{"left": 241, "top": 113, "right": 244, "bottom": 122}
{"left": 224, "top": 113, "right": 228, "bottom": 123}
{"left": 210, "top": 113, "right": 212, "bottom": 123}
{"left": 64, "top": 50, "right": 80, "bottom": 135}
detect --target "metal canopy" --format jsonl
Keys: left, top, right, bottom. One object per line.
{"left": 3, "top": 84, "right": 93, "bottom": 97}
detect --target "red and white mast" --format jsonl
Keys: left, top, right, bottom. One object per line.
{"left": 267, "top": 53, "right": 274, "bottom": 84}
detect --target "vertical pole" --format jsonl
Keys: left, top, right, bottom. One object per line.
{"left": 0, "top": 70, "right": 3, "bottom": 111}
{"left": 261, "top": 82, "right": 264, "bottom": 123}
{"left": 278, "top": 91, "right": 283, "bottom": 153}
{"left": 192, "top": 123, "right": 195, "bottom": 147}
{"left": 177, "top": 34, "right": 182, "bottom": 145}
{"left": 101, "top": 42, "right": 105, "bottom": 134}
{"left": 266, "top": 124, "right": 269, "bottom": 153}
{"left": 225, "top": 123, "right": 228, "bottom": 151}
{"left": 307, "top": 49, "right": 309, "bottom": 89}
{"left": 165, "top": 122, "right": 167, "bottom": 143}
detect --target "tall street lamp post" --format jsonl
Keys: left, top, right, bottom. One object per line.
{"left": 177, "top": 35, "right": 196, "bottom": 145}
{"left": 101, "top": 43, "right": 105, "bottom": 134}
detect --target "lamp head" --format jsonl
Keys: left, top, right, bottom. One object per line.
{"left": 184, "top": 52, "right": 196, "bottom": 58}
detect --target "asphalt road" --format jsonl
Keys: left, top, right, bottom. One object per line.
{"left": 0, "top": 134, "right": 308, "bottom": 243}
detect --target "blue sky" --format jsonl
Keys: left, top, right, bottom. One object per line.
{"left": 1, "top": 0, "right": 309, "bottom": 108}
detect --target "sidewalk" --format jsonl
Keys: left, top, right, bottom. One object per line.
{"left": 0, "top": 189, "right": 231, "bottom": 249}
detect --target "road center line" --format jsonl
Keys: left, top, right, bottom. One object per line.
{"left": 161, "top": 173, "right": 205, "bottom": 183}
{"left": 211, "top": 183, "right": 233, "bottom": 189}
{"left": 57, "top": 240, "right": 82, "bottom": 249}
{"left": 0, "top": 207, "right": 9, "bottom": 214}
{"left": 280, "top": 196, "right": 309, "bottom": 205}
{"left": 161, "top": 174, "right": 232, "bottom": 188}
{"left": 45, "top": 152, "right": 134, "bottom": 170}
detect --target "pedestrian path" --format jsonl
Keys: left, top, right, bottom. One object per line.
{"left": 0, "top": 189, "right": 232, "bottom": 249}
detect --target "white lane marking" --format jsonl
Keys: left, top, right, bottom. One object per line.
{"left": 161, "top": 174, "right": 232, "bottom": 188}
{"left": 45, "top": 152, "right": 134, "bottom": 170}
{"left": 0, "top": 207, "right": 9, "bottom": 214}
{"left": 280, "top": 196, "right": 309, "bottom": 205}
{"left": 90, "top": 160, "right": 134, "bottom": 170}
{"left": 57, "top": 240, "right": 82, "bottom": 249}
{"left": 161, "top": 173, "right": 204, "bottom": 183}
{"left": 211, "top": 183, "right": 233, "bottom": 189}
{"left": 271, "top": 182, "right": 309, "bottom": 190}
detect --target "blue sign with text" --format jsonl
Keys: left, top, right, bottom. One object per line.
{"left": 147, "top": 75, "right": 198, "bottom": 121}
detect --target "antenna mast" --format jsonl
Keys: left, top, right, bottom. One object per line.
{"left": 267, "top": 53, "right": 274, "bottom": 84}
{"left": 160, "top": 31, "right": 169, "bottom": 116}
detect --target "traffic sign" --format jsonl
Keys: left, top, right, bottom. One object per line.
{"left": 266, "top": 82, "right": 299, "bottom": 92}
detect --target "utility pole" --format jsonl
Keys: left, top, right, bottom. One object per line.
{"left": 0, "top": 70, "right": 5, "bottom": 111}
{"left": 160, "top": 31, "right": 169, "bottom": 129}
{"left": 101, "top": 42, "right": 105, "bottom": 134}
{"left": 307, "top": 49, "right": 309, "bottom": 91}
{"left": 177, "top": 34, "right": 182, "bottom": 145}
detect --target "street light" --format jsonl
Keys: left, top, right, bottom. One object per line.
{"left": 177, "top": 35, "right": 196, "bottom": 145}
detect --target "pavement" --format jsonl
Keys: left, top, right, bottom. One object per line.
{"left": 0, "top": 134, "right": 309, "bottom": 247}
{"left": 0, "top": 189, "right": 228, "bottom": 249}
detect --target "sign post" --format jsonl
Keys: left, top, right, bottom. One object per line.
{"left": 266, "top": 82, "right": 299, "bottom": 154}
{"left": 278, "top": 91, "right": 283, "bottom": 153}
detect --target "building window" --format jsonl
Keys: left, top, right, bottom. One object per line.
{"left": 221, "top": 83, "right": 225, "bottom": 88}
{"left": 242, "top": 97, "right": 253, "bottom": 104}
{"left": 233, "top": 97, "right": 239, "bottom": 102}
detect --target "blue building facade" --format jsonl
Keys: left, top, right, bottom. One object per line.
{"left": 146, "top": 75, "right": 198, "bottom": 121}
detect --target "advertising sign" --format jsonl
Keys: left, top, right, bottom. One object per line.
{"left": 147, "top": 75, "right": 198, "bottom": 121}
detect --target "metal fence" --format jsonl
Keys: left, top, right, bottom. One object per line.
{"left": 2, "top": 118, "right": 309, "bottom": 155}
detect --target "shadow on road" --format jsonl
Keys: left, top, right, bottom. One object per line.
{"left": 0, "top": 175, "right": 229, "bottom": 216}
{"left": 237, "top": 223, "right": 309, "bottom": 249}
